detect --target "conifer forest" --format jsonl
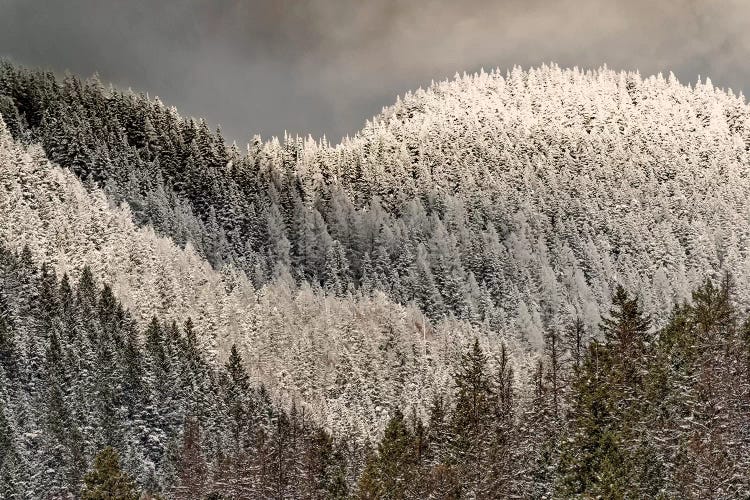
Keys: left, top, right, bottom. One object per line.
{"left": 1, "top": 6, "right": 750, "bottom": 498}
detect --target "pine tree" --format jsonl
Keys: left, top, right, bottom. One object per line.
{"left": 81, "top": 447, "right": 140, "bottom": 500}
{"left": 557, "top": 341, "right": 617, "bottom": 496}
{"left": 450, "top": 339, "right": 493, "bottom": 495}
{"left": 358, "top": 409, "right": 416, "bottom": 499}
{"left": 564, "top": 316, "right": 588, "bottom": 373}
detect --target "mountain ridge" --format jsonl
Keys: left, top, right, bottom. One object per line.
{"left": 5, "top": 61, "right": 750, "bottom": 344}
{"left": 2, "top": 61, "right": 750, "bottom": 498}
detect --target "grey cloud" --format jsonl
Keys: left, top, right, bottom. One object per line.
{"left": 0, "top": 0, "right": 748, "bottom": 143}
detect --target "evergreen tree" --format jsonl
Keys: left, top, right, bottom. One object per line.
{"left": 564, "top": 316, "right": 588, "bottom": 373}
{"left": 358, "top": 409, "right": 416, "bottom": 499}
{"left": 600, "top": 285, "right": 651, "bottom": 391}
{"left": 487, "top": 342, "right": 515, "bottom": 495}
{"left": 558, "top": 286, "right": 653, "bottom": 497}
{"left": 81, "top": 447, "right": 140, "bottom": 500}
{"left": 557, "top": 341, "right": 618, "bottom": 496}
{"left": 450, "top": 339, "right": 493, "bottom": 495}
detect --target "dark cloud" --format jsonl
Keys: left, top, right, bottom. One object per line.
{"left": 1, "top": 0, "right": 748, "bottom": 143}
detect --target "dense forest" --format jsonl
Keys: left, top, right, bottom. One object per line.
{"left": 1, "top": 243, "right": 748, "bottom": 497}
{"left": 0, "top": 243, "right": 354, "bottom": 498}
{"left": 5, "top": 62, "right": 750, "bottom": 337}
{"left": 0, "top": 121, "right": 510, "bottom": 442}
{"left": 1, "top": 61, "right": 750, "bottom": 497}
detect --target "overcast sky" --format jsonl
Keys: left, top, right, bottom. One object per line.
{"left": 1, "top": 0, "right": 748, "bottom": 143}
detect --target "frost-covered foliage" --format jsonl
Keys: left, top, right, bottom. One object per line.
{"left": 2, "top": 62, "right": 750, "bottom": 497}
{"left": 3, "top": 63, "right": 750, "bottom": 344}
{"left": 323, "top": 64, "right": 750, "bottom": 328}
{"left": 0, "top": 118, "right": 527, "bottom": 441}
{"left": 0, "top": 243, "right": 356, "bottom": 498}
{"left": 359, "top": 279, "right": 750, "bottom": 498}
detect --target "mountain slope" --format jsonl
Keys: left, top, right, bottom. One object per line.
{"left": 4, "top": 63, "right": 750, "bottom": 345}
{"left": 0, "top": 117, "right": 522, "bottom": 440}
{"left": 329, "top": 64, "right": 750, "bottom": 306}
{"left": 2, "top": 63, "right": 750, "bottom": 497}
{"left": 0, "top": 242, "right": 356, "bottom": 498}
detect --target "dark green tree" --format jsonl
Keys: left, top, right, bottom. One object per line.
{"left": 600, "top": 285, "right": 651, "bottom": 391}
{"left": 358, "top": 409, "right": 416, "bottom": 499}
{"left": 81, "top": 447, "right": 140, "bottom": 500}
{"left": 450, "top": 339, "right": 493, "bottom": 495}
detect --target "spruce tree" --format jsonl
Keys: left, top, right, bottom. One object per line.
{"left": 81, "top": 447, "right": 140, "bottom": 500}
{"left": 358, "top": 409, "right": 416, "bottom": 499}
{"left": 600, "top": 285, "right": 651, "bottom": 391}
{"left": 222, "top": 343, "right": 252, "bottom": 490}
{"left": 557, "top": 341, "right": 616, "bottom": 496}
{"left": 450, "top": 339, "right": 493, "bottom": 495}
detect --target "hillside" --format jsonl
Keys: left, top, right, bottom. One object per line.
{"left": 1, "top": 63, "right": 750, "bottom": 497}
{"left": 0, "top": 117, "right": 523, "bottom": 440}
{"left": 4, "top": 63, "right": 750, "bottom": 343}
{"left": 0, "top": 241, "right": 357, "bottom": 498}
{"left": 327, "top": 64, "right": 750, "bottom": 322}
